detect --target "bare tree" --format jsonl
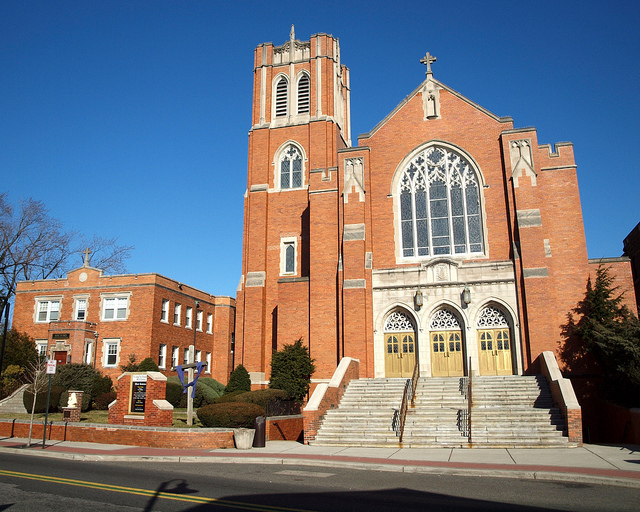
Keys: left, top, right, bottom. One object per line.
{"left": 25, "top": 358, "right": 49, "bottom": 447}
{"left": 0, "top": 194, "right": 133, "bottom": 319}
{"left": 75, "top": 235, "right": 133, "bottom": 275}
{"left": 0, "top": 194, "right": 74, "bottom": 319}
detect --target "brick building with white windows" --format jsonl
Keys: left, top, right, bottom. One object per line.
{"left": 234, "top": 29, "right": 636, "bottom": 389}
{"left": 12, "top": 262, "right": 235, "bottom": 383}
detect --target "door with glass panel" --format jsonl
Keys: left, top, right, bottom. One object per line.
{"left": 383, "top": 310, "right": 417, "bottom": 378}
{"left": 430, "top": 331, "right": 464, "bottom": 377}
{"left": 429, "top": 308, "right": 465, "bottom": 377}
{"left": 477, "top": 306, "right": 513, "bottom": 376}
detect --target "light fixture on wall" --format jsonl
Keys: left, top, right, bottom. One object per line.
{"left": 414, "top": 289, "right": 424, "bottom": 310}
{"left": 462, "top": 285, "right": 471, "bottom": 305}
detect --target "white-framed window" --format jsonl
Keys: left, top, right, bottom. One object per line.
{"left": 101, "top": 295, "right": 128, "bottom": 321}
{"left": 397, "top": 144, "right": 484, "bottom": 259}
{"left": 196, "top": 350, "right": 201, "bottom": 363}
{"left": 36, "top": 340, "right": 48, "bottom": 358}
{"left": 36, "top": 299, "right": 60, "bottom": 323}
{"left": 103, "top": 338, "right": 121, "bottom": 368}
{"left": 186, "top": 307, "right": 192, "bottom": 329}
{"left": 174, "top": 303, "right": 181, "bottom": 325}
{"left": 84, "top": 340, "right": 93, "bottom": 365}
{"left": 171, "top": 346, "right": 179, "bottom": 368}
{"left": 196, "top": 310, "right": 203, "bottom": 331}
{"left": 279, "top": 144, "right": 303, "bottom": 189}
{"left": 274, "top": 75, "right": 289, "bottom": 117}
{"left": 297, "top": 73, "right": 310, "bottom": 114}
{"left": 206, "top": 313, "right": 213, "bottom": 334}
{"left": 206, "top": 352, "right": 211, "bottom": 374}
{"left": 280, "top": 237, "right": 297, "bottom": 276}
{"left": 75, "top": 298, "right": 87, "bottom": 321}
{"left": 158, "top": 344, "right": 167, "bottom": 369}
{"left": 184, "top": 347, "right": 190, "bottom": 365}
{"left": 161, "top": 299, "right": 169, "bottom": 323}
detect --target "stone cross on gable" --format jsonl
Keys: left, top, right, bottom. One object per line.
{"left": 83, "top": 247, "right": 91, "bottom": 267}
{"left": 420, "top": 52, "right": 437, "bottom": 76}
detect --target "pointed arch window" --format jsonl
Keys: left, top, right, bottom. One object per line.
{"left": 297, "top": 74, "right": 310, "bottom": 114}
{"left": 275, "top": 77, "right": 289, "bottom": 117}
{"left": 399, "top": 145, "right": 483, "bottom": 258}
{"left": 279, "top": 144, "right": 303, "bottom": 189}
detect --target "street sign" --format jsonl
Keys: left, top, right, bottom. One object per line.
{"left": 46, "top": 359, "right": 57, "bottom": 375}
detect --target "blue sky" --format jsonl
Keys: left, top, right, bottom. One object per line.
{"left": 2, "top": 1, "right": 639, "bottom": 298}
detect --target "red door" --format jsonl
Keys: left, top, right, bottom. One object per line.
{"left": 54, "top": 351, "right": 67, "bottom": 365}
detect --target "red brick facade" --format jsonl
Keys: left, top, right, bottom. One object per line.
{"left": 13, "top": 266, "right": 235, "bottom": 385}
{"left": 235, "top": 30, "right": 636, "bottom": 386}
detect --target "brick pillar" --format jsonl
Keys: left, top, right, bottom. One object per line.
{"left": 63, "top": 390, "right": 83, "bottom": 422}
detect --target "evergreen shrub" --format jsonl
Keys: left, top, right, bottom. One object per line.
{"left": 94, "top": 391, "right": 117, "bottom": 410}
{"left": 196, "top": 402, "right": 265, "bottom": 428}
{"left": 235, "top": 389, "right": 288, "bottom": 408}
{"left": 269, "top": 339, "right": 315, "bottom": 400}
{"left": 23, "top": 385, "right": 64, "bottom": 413}
{"left": 225, "top": 364, "right": 251, "bottom": 394}
{"left": 138, "top": 357, "right": 160, "bottom": 372}
{"left": 213, "top": 390, "right": 244, "bottom": 404}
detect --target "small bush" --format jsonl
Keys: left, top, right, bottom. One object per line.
{"left": 213, "top": 390, "right": 245, "bottom": 404}
{"left": 94, "top": 391, "right": 117, "bottom": 410}
{"left": 199, "top": 378, "right": 225, "bottom": 395}
{"left": 91, "top": 374, "right": 113, "bottom": 398}
{"left": 59, "top": 390, "right": 91, "bottom": 412}
{"left": 235, "top": 389, "right": 288, "bottom": 408}
{"left": 138, "top": 357, "right": 160, "bottom": 372}
{"left": 225, "top": 364, "right": 251, "bottom": 394}
{"left": 23, "top": 385, "right": 64, "bottom": 413}
{"left": 269, "top": 339, "right": 315, "bottom": 400}
{"left": 165, "top": 376, "right": 222, "bottom": 408}
{"left": 51, "top": 363, "right": 100, "bottom": 399}
{"left": 197, "top": 402, "right": 265, "bottom": 428}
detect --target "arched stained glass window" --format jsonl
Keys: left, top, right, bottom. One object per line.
{"left": 284, "top": 243, "right": 295, "bottom": 273}
{"left": 280, "top": 145, "right": 303, "bottom": 189}
{"left": 399, "top": 145, "right": 483, "bottom": 257}
{"left": 275, "top": 77, "right": 288, "bottom": 117}
{"left": 384, "top": 311, "right": 415, "bottom": 332}
{"left": 297, "top": 74, "right": 310, "bottom": 114}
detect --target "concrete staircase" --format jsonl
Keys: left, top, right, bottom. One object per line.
{"left": 401, "top": 377, "right": 470, "bottom": 447}
{"left": 471, "top": 375, "right": 572, "bottom": 447}
{"left": 312, "top": 375, "right": 573, "bottom": 448}
{"left": 0, "top": 384, "right": 28, "bottom": 415}
{"left": 310, "top": 378, "right": 406, "bottom": 447}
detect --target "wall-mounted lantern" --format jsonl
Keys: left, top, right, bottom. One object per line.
{"left": 414, "top": 289, "right": 424, "bottom": 310}
{"left": 462, "top": 285, "right": 471, "bottom": 305}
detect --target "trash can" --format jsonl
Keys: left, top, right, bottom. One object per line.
{"left": 253, "top": 416, "right": 266, "bottom": 447}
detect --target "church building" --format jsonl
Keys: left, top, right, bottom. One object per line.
{"left": 234, "top": 29, "right": 635, "bottom": 388}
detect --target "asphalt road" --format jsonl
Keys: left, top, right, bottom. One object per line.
{"left": 0, "top": 452, "right": 639, "bottom": 511}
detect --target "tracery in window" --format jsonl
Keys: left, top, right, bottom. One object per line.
{"left": 429, "top": 308, "right": 461, "bottom": 330}
{"left": 297, "top": 74, "right": 310, "bottom": 114}
{"left": 279, "top": 145, "right": 303, "bottom": 189}
{"left": 399, "top": 145, "right": 483, "bottom": 258}
{"left": 384, "top": 311, "right": 415, "bottom": 332}
{"left": 477, "top": 306, "right": 509, "bottom": 328}
{"left": 275, "top": 77, "right": 288, "bottom": 117}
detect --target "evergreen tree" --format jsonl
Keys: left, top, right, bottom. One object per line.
{"left": 269, "top": 338, "right": 315, "bottom": 400}
{"left": 1, "top": 329, "right": 37, "bottom": 373}
{"left": 225, "top": 364, "right": 251, "bottom": 394}
{"left": 572, "top": 265, "right": 640, "bottom": 405}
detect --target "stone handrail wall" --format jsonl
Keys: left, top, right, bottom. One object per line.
{"left": 539, "top": 351, "right": 583, "bottom": 445}
{"left": 302, "top": 357, "right": 359, "bottom": 444}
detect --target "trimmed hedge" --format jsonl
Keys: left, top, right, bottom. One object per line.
{"left": 199, "top": 378, "right": 225, "bottom": 395}
{"left": 23, "top": 385, "right": 64, "bottom": 414}
{"left": 165, "top": 376, "right": 222, "bottom": 408}
{"left": 235, "top": 389, "right": 288, "bottom": 408}
{"left": 197, "top": 402, "right": 265, "bottom": 428}
{"left": 213, "top": 390, "right": 245, "bottom": 404}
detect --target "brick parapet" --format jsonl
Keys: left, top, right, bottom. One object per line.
{"left": 0, "top": 420, "right": 234, "bottom": 450}
{"left": 302, "top": 357, "right": 359, "bottom": 443}
{"left": 108, "top": 372, "right": 172, "bottom": 427}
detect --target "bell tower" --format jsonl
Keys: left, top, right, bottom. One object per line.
{"left": 235, "top": 28, "right": 352, "bottom": 386}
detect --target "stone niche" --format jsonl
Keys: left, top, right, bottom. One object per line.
{"left": 108, "top": 372, "right": 173, "bottom": 427}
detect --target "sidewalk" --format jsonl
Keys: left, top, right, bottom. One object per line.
{"left": 2, "top": 436, "right": 640, "bottom": 488}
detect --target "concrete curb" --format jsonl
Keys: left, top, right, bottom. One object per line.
{"left": 1, "top": 444, "right": 639, "bottom": 488}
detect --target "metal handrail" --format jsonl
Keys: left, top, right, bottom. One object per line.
{"left": 396, "top": 361, "right": 420, "bottom": 443}
{"left": 467, "top": 357, "right": 473, "bottom": 444}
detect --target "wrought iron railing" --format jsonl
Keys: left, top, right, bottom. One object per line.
{"left": 394, "top": 361, "right": 420, "bottom": 443}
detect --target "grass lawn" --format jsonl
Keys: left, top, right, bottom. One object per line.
{"left": 0, "top": 409, "right": 204, "bottom": 428}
